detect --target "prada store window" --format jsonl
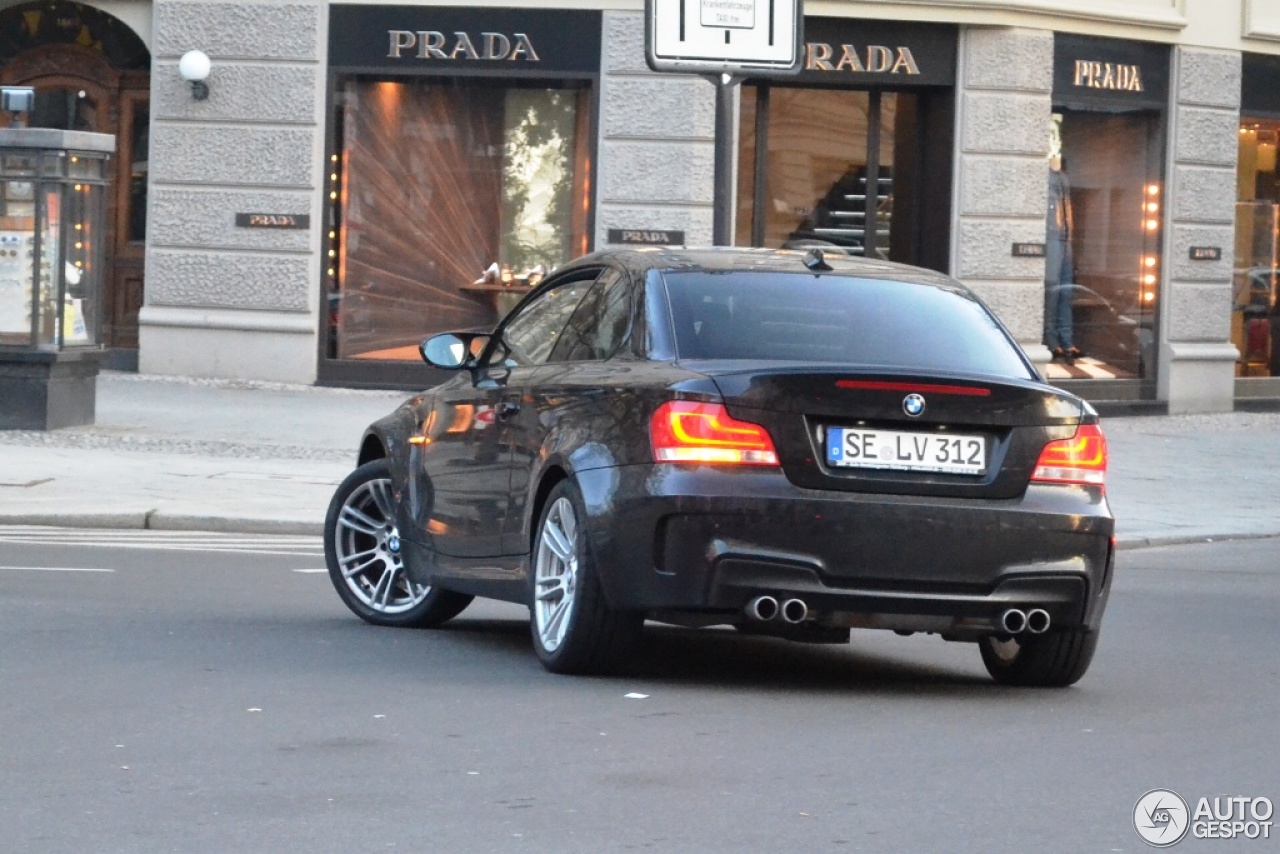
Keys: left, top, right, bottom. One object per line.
{"left": 737, "top": 87, "right": 905, "bottom": 261}
{"left": 1041, "top": 109, "right": 1163, "bottom": 382}
{"left": 1234, "top": 120, "right": 1280, "bottom": 377}
{"left": 326, "top": 77, "right": 592, "bottom": 362}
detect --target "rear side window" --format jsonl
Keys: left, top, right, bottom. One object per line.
{"left": 548, "top": 269, "right": 633, "bottom": 362}
{"left": 662, "top": 271, "right": 1033, "bottom": 379}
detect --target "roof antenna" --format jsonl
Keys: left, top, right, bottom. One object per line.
{"left": 802, "top": 247, "right": 832, "bottom": 272}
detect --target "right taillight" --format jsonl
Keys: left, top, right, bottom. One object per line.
{"left": 1031, "top": 423, "right": 1107, "bottom": 487}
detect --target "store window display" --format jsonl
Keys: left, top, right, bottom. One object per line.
{"left": 1234, "top": 120, "right": 1280, "bottom": 377}
{"left": 325, "top": 78, "right": 592, "bottom": 363}
{"left": 1041, "top": 110, "right": 1162, "bottom": 381}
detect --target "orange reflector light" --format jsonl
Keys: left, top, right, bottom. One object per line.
{"left": 650, "top": 401, "right": 779, "bottom": 466}
{"left": 1031, "top": 424, "right": 1107, "bottom": 487}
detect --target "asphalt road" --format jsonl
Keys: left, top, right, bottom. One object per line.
{"left": 0, "top": 529, "right": 1276, "bottom": 853}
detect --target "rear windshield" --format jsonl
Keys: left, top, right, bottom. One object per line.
{"left": 662, "top": 271, "right": 1034, "bottom": 379}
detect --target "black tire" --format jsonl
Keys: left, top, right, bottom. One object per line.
{"left": 979, "top": 628, "right": 1099, "bottom": 687}
{"left": 529, "top": 480, "right": 642, "bottom": 674}
{"left": 324, "top": 459, "right": 472, "bottom": 628}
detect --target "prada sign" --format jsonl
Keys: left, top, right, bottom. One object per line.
{"left": 329, "top": 6, "right": 601, "bottom": 74}
{"left": 387, "top": 30, "right": 539, "bottom": 62}
{"left": 806, "top": 44, "right": 920, "bottom": 76}
{"left": 236, "top": 213, "right": 309, "bottom": 229}
{"left": 1072, "top": 60, "right": 1143, "bottom": 92}
{"left": 1054, "top": 34, "right": 1168, "bottom": 108}
{"left": 607, "top": 228, "right": 685, "bottom": 246}
{"left": 792, "top": 19, "right": 955, "bottom": 86}
{"left": 1242, "top": 53, "right": 1280, "bottom": 116}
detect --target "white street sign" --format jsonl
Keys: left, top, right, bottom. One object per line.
{"left": 647, "top": 0, "right": 802, "bottom": 74}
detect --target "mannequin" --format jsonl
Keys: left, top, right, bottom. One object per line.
{"left": 1044, "top": 153, "right": 1079, "bottom": 363}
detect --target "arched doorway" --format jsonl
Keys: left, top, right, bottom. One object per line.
{"left": 0, "top": 1, "right": 150, "bottom": 367}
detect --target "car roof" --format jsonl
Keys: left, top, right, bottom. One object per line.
{"left": 566, "top": 246, "right": 961, "bottom": 290}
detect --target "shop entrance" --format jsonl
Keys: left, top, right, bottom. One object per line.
{"left": 0, "top": 2, "right": 150, "bottom": 367}
{"left": 736, "top": 86, "right": 953, "bottom": 272}
{"left": 733, "top": 18, "right": 957, "bottom": 273}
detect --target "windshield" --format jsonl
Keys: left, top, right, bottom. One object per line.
{"left": 662, "top": 271, "right": 1034, "bottom": 379}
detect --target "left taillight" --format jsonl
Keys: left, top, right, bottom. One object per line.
{"left": 650, "top": 401, "right": 779, "bottom": 466}
{"left": 1031, "top": 423, "right": 1107, "bottom": 487}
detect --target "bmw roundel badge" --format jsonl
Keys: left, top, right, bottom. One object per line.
{"left": 903, "top": 394, "right": 926, "bottom": 417}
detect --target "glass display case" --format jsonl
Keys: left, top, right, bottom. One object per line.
{"left": 0, "top": 127, "right": 113, "bottom": 429}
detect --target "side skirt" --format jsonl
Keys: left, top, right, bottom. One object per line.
{"left": 402, "top": 538, "right": 528, "bottom": 605}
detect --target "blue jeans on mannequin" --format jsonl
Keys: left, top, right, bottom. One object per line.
{"left": 1044, "top": 236, "right": 1075, "bottom": 354}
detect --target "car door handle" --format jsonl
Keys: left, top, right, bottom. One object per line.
{"left": 496, "top": 401, "right": 521, "bottom": 421}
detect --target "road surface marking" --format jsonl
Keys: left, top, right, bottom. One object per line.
{"left": 0, "top": 565, "right": 115, "bottom": 572}
{"left": 0, "top": 526, "right": 322, "bottom": 556}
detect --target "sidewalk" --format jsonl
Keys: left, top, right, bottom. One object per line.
{"left": 2, "top": 371, "right": 1279, "bottom": 547}
{"left": 0, "top": 373, "right": 403, "bottom": 536}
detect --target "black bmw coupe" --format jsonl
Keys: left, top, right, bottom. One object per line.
{"left": 324, "top": 247, "right": 1113, "bottom": 686}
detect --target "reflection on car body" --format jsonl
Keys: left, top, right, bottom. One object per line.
{"left": 323, "top": 247, "right": 1115, "bottom": 687}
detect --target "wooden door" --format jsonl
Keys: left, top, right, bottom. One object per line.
{"left": 109, "top": 89, "right": 148, "bottom": 352}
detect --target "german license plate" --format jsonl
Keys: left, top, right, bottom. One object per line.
{"left": 826, "top": 427, "right": 986, "bottom": 475}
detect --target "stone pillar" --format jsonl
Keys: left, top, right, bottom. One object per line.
{"left": 141, "top": 1, "right": 326, "bottom": 384}
{"left": 596, "top": 12, "right": 717, "bottom": 247}
{"left": 1158, "top": 47, "right": 1241, "bottom": 413}
{"left": 951, "top": 27, "right": 1055, "bottom": 367}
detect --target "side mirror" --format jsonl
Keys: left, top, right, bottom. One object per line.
{"left": 420, "top": 332, "right": 488, "bottom": 369}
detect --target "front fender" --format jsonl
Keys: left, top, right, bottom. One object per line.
{"left": 354, "top": 399, "right": 423, "bottom": 522}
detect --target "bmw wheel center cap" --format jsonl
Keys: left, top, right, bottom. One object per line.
{"left": 387, "top": 533, "right": 401, "bottom": 553}
{"left": 903, "top": 394, "right": 926, "bottom": 417}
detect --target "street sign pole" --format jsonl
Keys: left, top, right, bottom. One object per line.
{"left": 712, "top": 73, "right": 739, "bottom": 246}
{"left": 646, "top": 0, "right": 803, "bottom": 247}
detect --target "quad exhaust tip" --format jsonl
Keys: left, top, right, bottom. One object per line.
{"left": 999, "top": 608, "right": 1052, "bottom": 635}
{"left": 1000, "top": 608, "right": 1027, "bottom": 634}
{"left": 781, "top": 598, "right": 808, "bottom": 624}
{"left": 744, "top": 596, "right": 810, "bottom": 624}
{"left": 1026, "top": 608, "right": 1051, "bottom": 634}
{"left": 746, "top": 595, "right": 779, "bottom": 622}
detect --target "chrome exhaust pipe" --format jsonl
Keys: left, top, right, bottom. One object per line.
{"left": 1026, "top": 608, "right": 1051, "bottom": 634}
{"left": 781, "top": 598, "right": 808, "bottom": 624}
{"left": 746, "top": 595, "right": 779, "bottom": 621}
{"left": 1000, "top": 608, "right": 1027, "bottom": 634}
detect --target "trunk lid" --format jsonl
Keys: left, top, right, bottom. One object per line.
{"left": 695, "top": 363, "right": 1085, "bottom": 499}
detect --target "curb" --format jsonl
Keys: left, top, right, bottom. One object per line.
{"left": 148, "top": 514, "right": 323, "bottom": 537}
{"left": 1115, "top": 531, "right": 1280, "bottom": 550}
{"left": 0, "top": 512, "right": 321, "bottom": 537}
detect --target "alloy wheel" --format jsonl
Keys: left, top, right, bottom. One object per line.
{"left": 333, "top": 475, "right": 428, "bottom": 615}
{"left": 533, "top": 496, "right": 579, "bottom": 652}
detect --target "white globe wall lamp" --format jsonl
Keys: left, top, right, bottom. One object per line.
{"left": 179, "top": 50, "right": 212, "bottom": 101}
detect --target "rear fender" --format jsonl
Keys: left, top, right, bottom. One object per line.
{"left": 569, "top": 463, "right": 631, "bottom": 609}
{"left": 519, "top": 441, "right": 630, "bottom": 607}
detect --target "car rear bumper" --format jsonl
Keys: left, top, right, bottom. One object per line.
{"left": 575, "top": 464, "right": 1114, "bottom": 636}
